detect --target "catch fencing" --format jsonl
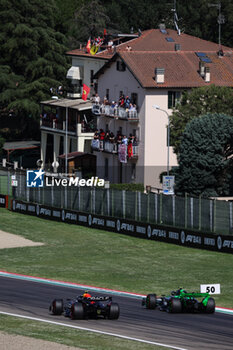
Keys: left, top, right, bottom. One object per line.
{"left": 0, "top": 166, "right": 232, "bottom": 235}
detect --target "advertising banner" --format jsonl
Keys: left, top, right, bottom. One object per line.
{"left": 11, "top": 199, "right": 233, "bottom": 254}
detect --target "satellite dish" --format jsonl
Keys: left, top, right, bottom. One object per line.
{"left": 36, "top": 159, "right": 43, "bottom": 167}
{"left": 52, "top": 161, "right": 59, "bottom": 169}
{"left": 52, "top": 96, "right": 59, "bottom": 100}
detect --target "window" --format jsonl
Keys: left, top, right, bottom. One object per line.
{"left": 90, "top": 70, "right": 94, "bottom": 85}
{"left": 116, "top": 61, "right": 126, "bottom": 71}
{"left": 106, "top": 89, "right": 109, "bottom": 101}
{"left": 131, "top": 93, "right": 138, "bottom": 106}
{"left": 168, "top": 91, "right": 181, "bottom": 109}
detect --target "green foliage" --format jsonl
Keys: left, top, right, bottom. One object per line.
{"left": 69, "top": 0, "right": 110, "bottom": 48}
{"left": 0, "top": 135, "right": 5, "bottom": 156}
{"left": 0, "top": 0, "right": 69, "bottom": 139}
{"left": 175, "top": 113, "right": 233, "bottom": 197}
{"left": 170, "top": 85, "right": 233, "bottom": 155}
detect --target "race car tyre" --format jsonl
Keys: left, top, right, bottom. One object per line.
{"left": 71, "top": 302, "right": 84, "bottom": 320}
{"left": 50, "top": 299, "right": 63, "bottom": 315}
{"left": 146, "top": 294, "right": 157, "bottom": 309}
{"left": 108, "top": 303, "right": 120, "bottom": 319}
{"left": 205, "top": 297, "right": 215, "bottom": 313}
{"left": 169, "top": 298, "right": 182, "bottom": 313}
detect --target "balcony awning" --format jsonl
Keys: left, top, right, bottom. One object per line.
{"left": 66, "top": 66, "right": 81, "bottom": 80}
{"left": 41, "top": 98, "right": 92, "bottom": 111}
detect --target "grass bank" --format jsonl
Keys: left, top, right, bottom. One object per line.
{"left": 0, "top": 314, "right": 171, "bottom": 350}
{"left": 0, "top": 208, "right": 233, "bottom": 308}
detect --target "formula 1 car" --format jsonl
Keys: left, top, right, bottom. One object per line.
{"left": 49, "top": 293, "right": 120, "bottom": 320}
{"left": 142, "top": 288, "right": 215, "bottom": 313}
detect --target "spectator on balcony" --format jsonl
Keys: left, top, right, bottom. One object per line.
{"left": 133, "top": 136, "right": 138, "bottom": 145}
{"left": 109, "top": 132, "right": 115, "bottom": 143}
{"left": 111, "top": 101, "right": 116, "bottom": 108}
{"left": 116, "top": 132, "right": 122, "bottom": 144}
{"left": 94, "top": 93, "right": 100, "bottom": 104}
{"left": 119, "top": 94, "right": 125, "bottom": 108}
{"left": 103, "top": 96, "right": 108, "bottom": 105}
{"left": 99, "top": 129, "right": 105, "bottom": 140}
{"left": 105, "top": 131, "right": 110, "bottom": 141}
{"left": 94, "top": 130, "right": 99, "bottom": 139}
{"left": 122, "top": 135, "right": 128, "bottom": 145}
{"left": 125, "top": 96, "right": 131, "bottom": 109}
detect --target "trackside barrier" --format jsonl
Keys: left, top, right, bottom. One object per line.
{"left": 1, "top": 169, "right": 233, "bottom": 235}
{"left": 11, "top": 199, "right": 233, "bottom": 254}
{"left": 0, "top": 194, "right": 8, "bottom": 208}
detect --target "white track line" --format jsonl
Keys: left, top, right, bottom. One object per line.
{"left": 0, "top": 311, "right": 188, "bottom": 350}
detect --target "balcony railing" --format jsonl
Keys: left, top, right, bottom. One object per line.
{"left": 40, "top": 118, "right": 95, "bottom": 135}
{"left": 92, "top": 104, "right": 138, "bottom": 121}
{"left": 91, "top": 139, "right": 138, "bottom": 157}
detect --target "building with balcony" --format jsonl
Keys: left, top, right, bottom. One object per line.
{"left": 40, "top": 98, "right": 95, "bottom": 172}
{"left": 89, "top": 27, "right": 233, "bottom": 188}
{"left": 40, "top": 34, "right": 137, "bottom": 173}
{"left": 40, "top": 28, "right": 233, "bottom": 184}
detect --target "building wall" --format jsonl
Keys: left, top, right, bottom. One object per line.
{"left": 71, "top": 57, "right": 107, "bottom": 87}
{"left": 143, "top": 90, "right": 178, "bottom": 188}
{"left": 93, "top": 58, "right": 183, "bottom": 188}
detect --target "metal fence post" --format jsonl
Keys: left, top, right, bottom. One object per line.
{"left": 190, "top": 197, "right": 194, "bottom": 229}
{"left": 7, "top": 169, "right": 10, "bottom": 197}
{"left": 213, "top": 199, "right": 216, "bottom": 233}
{"left": 147, "top": 193, "right": 150, "bottom": 223}
{"left": 111, "top": 189, "right": 114, "bottom": 217}
{"left": 138, "top": 191, "right": 141, "bottom": 221}
{"left": 185, "top": 192, "right": 188, "bottom": 228}
{"left": 210, "top": 200, "right": 213, "bottom": 231}
{"left": 172, "top": 195, "right": 175, "bottom": 226}
{"left": 229, "top": 202, "right": 232, "bottom": 234}
{"left": 135, "top": 191, "right": 137, "bottom": 221}
{"left": 160, "top": 194, "right": 162, "bottom": 224}
{"left": 107, "top": 189, "right": 110, "bottom": 216}
{"left": 155, "top": 193, "right": 158, "bottom": 224}
{"left": 198, "top": 194, "right": 202, "bottom": 230}
{"left": 122, "top": 190, "right": 126, "bottom": 219}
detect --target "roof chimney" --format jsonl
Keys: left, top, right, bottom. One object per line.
{"left": 155, "top": 68, "right": 165, "bottom": 84}
{"left": 175, "top": 43, "right": 181, "bottom": 51}
{"left": 204, "top": 66, "right": 210, "bottom": 83}
{"left": 199, "top": 61, "right": 205, "bottom": 77}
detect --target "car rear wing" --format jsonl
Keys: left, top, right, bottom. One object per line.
{"left": 81, "top": 296, "right": 112, "bottom": 301}
{"left": 179, "top": 292, "right": 209, "bottom": 298}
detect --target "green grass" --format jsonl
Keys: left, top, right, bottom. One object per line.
{"left": 0, "top": 207, "right": 233, "bottom": 349}
{"left": 0, "top": 208, "right": 233, "bottom": 307}
{"left": 0, "top": 314, "right": 172, "bottom": 350}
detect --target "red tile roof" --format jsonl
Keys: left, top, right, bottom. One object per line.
{"left": 69, "top": 29, "right": 233, "bottom": 88}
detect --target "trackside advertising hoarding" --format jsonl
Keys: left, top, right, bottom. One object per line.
{"left": 11, "top": 199, "right": 233, "bottom": 254}
{"left": 0, "top": 194, "right": 7, "bottom": 208}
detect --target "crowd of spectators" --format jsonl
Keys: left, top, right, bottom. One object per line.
{"left": 93, "top": 128, "right": 138, "bottom": 146}
{"left": 92, "top": 93, "right": 137, "bottom": 114}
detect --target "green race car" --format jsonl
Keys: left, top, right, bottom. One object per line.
{"left": 142, "top": 288, "right": 215, "bottom": 313}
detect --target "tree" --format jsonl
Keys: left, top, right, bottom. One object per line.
{"left": 0, "top": 0, "right": 69, "bottom": 139}
{"left": 70, "top": 0, "right": 110, "bottom": 48}
{"left": 170, "top": 85, "right": 233, "bottom": 155}
{"left": 174, "top": 113, "right": 233, "bottom": 197}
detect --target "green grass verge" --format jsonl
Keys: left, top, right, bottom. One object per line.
{"left": 0, "top": 314, "right": 172, "bottom": 350}
{"left": 0, "top": 208, "right": 233, "bottom": 309}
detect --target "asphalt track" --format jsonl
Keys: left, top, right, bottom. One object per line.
{"left": 0, "top": 276, "right": 233, "bottom": 350}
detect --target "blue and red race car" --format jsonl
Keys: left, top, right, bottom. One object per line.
{"left": 50, "top": 292, "right": 120, "bottom": 320}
